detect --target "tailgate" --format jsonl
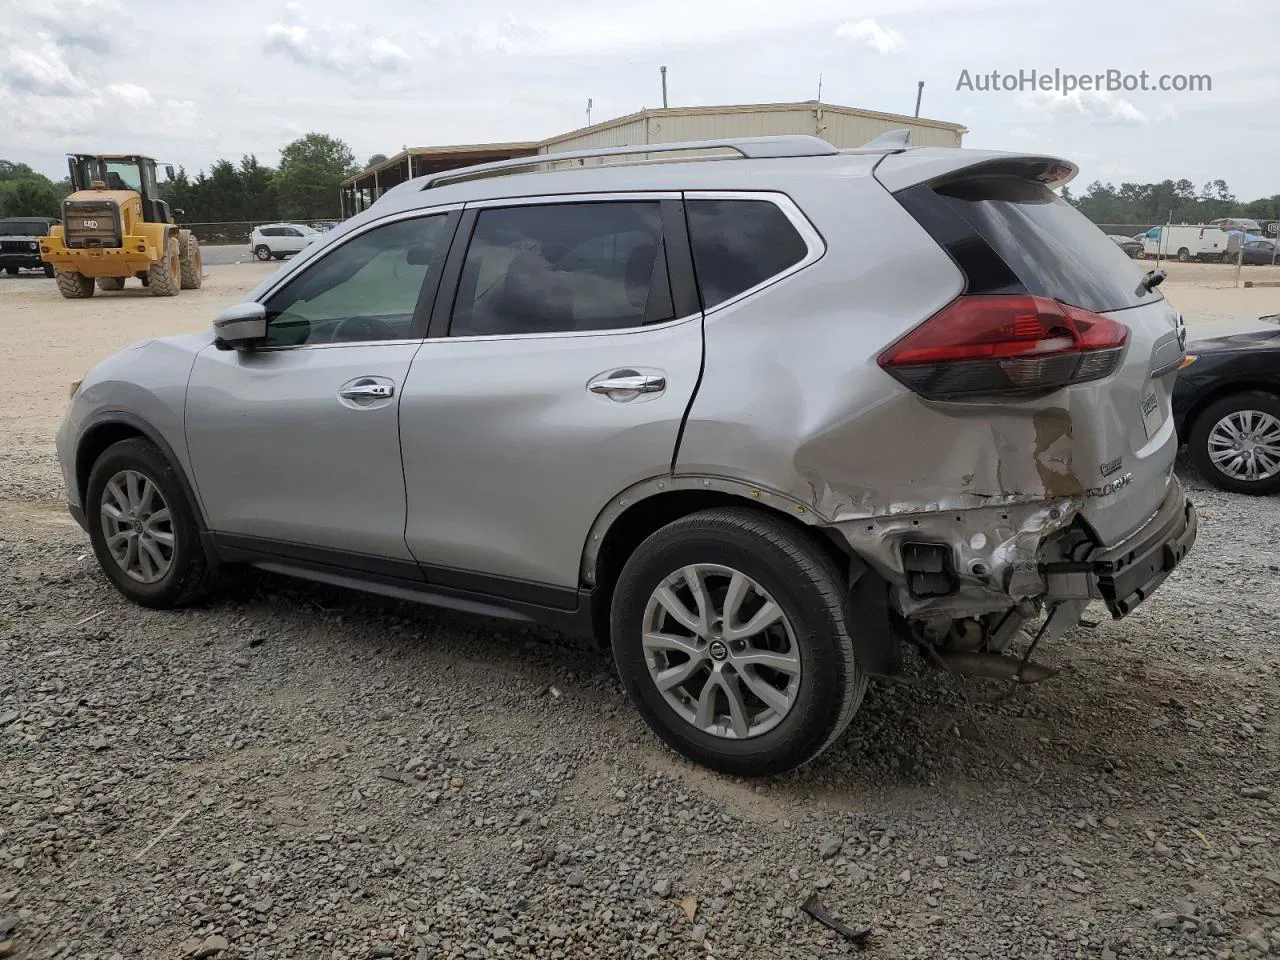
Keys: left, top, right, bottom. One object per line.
{"left": 877, "top": 150, "right": 1185, "bottom": 547}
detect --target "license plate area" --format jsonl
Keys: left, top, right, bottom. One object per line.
{"left": 1141, "top": 380, "right": 1166, "bottom": 440}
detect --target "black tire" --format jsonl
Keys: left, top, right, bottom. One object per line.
{"left": 610, "top": 507, "right": 867, "bottom": 777}
{"left": 43, "top": 263, "right": 55, "bottom": 278}
{"left": 179, "top": 232, "right": 202, "bottom": 289}
{"left": 254, "top": 244, "right": 272, "bottom": 261}
{"left": 55, "top": 270, "right": 94, "bottom": 298}
{"left": 1177, "top": 247, "right": 1191, "bottom": 262}
{"left": 98, "top": 277, "right": 125, "bottom": 291}
{"left": 1189, "top": 391, "right": 1280, "bottom": 496}
{"left": 85, "top": 438, "right": 217, "bottom": 608}
{"left": 147, "top": 239, "right": 181, "bottom": 297}
{"left": 272, "top": 253, "right": 286, "bottom": 260}
{"left": 4, "top": 266, "right": 17, "bottom": 276}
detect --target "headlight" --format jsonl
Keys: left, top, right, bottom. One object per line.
{"left": 29, "top": 241, "right": 38, "bottom": 251}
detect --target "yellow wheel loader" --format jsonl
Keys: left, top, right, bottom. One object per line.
{"left": 40, "top": 154, "right": 202, "bottom": 299}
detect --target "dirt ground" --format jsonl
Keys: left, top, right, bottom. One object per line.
{"left": 1, "top": 261, "right": 1278, "bottom": 960}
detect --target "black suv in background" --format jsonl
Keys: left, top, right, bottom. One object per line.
{"left": 0, "top": 217, "right": 58, "bottom": 276}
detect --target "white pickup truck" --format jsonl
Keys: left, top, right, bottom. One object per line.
{"left": 1142, "top": 224, "right": 1230, "bottom": 262}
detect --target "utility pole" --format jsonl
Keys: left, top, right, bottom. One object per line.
{"left": 660, "top": 66, "right": 668, "bottom": 108}
{"left": 816, "top": 73, "right": 823, "bottom": 101}
{"left": 914, "top": 81, "right": 924, "bottom": 118}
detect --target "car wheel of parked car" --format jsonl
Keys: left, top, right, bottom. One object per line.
{"left": 43, "top": 263, "right": 54, "bottom": 278}
{"left": 609, "top": 507, "right": 867, "bottom": 777}
{"left": 1189, "top": 391, "right": 1280, "bottom": 495}
{"left": 4, "top": 266, "right": 17, "bottom": 275}
{"left": 1177, "top": 247, "right": 1191, "bottom": 262}
{"left": 85, "top": 438, "right": 217, "bottom": 608}
{"left": 254, "top": 245, "right": 272, "bottom": 261}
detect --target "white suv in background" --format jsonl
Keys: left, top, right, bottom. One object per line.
{"left": 250, "top": 223, "right": 320, "bottom": 261}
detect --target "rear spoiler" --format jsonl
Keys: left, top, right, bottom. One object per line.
{"left": 873, "top": 149, "right": 1079, "bottom": 193}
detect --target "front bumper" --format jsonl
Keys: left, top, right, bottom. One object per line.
{"left": 0, "top": 252, "right": 43, "bottom": 268}
{"left": 40, "top": 235, "right": 158, "bottom": 278}
{"left": 1045, "top": 478, "right": 1197, "bottom": 618}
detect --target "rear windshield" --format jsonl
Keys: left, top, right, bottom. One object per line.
{"left": 933, "top": 177, "right": 1158, "bottom": 313}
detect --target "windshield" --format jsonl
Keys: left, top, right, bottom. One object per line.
{"left": 104, "top": 161, "right": 142, "bottom": 192}
{"left": 0, "top": 220, "right": 49, "bottom": 237}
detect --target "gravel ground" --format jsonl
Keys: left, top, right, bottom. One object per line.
{"left": 1, "top": 266, "right": 1278, "bottom": 959}
{"left": 3, "top": 449, "right": 1278, "bottom": 960}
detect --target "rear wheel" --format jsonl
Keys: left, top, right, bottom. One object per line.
{"left": 179, "top": 232, "right": 202, "bottom": 289}
{"left": 147, "top": 239, "right": 181, "bottom": 297}
{"left": 55, "top": 270, "right": 95, "bottom": 298}
{"left": 98, "top": 277, "right": 125, "bottom": 291}
{"left": 610, "top": 508, "right": 867, "bottom": 777}
{"left": 254, "top": 244, "right": 272, "bottom": 261}
{"left": 4, "top": 266, "right": 17, "bottom": 276}
{"left": 1190, "top": 392, "right": 1280, "bottom": 495}
{"left": 85, "top": 438, "right": 217, "bottom": 608}
{"left": 42, "top": 263, "right": 54, "bottom": 278}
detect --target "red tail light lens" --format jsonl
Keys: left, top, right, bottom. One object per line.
{"left": 878, "top": 294, "right": 1129, "bottom": 400}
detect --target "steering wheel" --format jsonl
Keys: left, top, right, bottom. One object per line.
{"left": 332, "top": 315, "right": 397, "bottom": 342}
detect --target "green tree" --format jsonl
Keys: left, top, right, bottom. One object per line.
{"left": 0, "top": 177, "right": 63, "bottom": 218}
{"left": 366, "top": 153, "right": 389, "bottom": 168}
{"left": 276, "top": 133, "right": 357, "bottom": 220}
{"left": 238, "top": 155, "right": 278, "bottom": 221}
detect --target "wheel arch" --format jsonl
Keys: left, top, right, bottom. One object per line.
{"left": 581, "top": 476, "right": 853, "bottom": 647}
{"left": 76, "top": 412, "right": 208, "bottom": 531}
{"left": 1179, "top": 382, "right": 1280, "bottom": 439}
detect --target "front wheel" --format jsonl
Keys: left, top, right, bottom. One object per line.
{"left": 610, "top": 508, "right": 867, "bottom": 777}
{"left": 43, "top": 263, "right": 55, "bottom": 278}
{"left": 254, "top": 245, "right": 272, "bottom": 261}
{"left": 4, "top": 266, "right": 18, "bottom": 276}
{"left": 1189, "top": 392, "right": 1280, "bottom": 495}
{"left": 1177, "top": 247, "right": 1192, "bottom": 262}
{"left": 85, "top": 438, "right": 217, "bottom": 607}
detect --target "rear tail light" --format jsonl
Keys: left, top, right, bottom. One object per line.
{"left": 877, "top": 294, "right": 1129, "bottom": 400}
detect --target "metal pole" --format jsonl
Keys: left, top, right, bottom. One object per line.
{"left": 660, "top": 66, "right": 668, "bottom": 108}
{"left": 914, "top": 81, "right": 924, "bottom": 118}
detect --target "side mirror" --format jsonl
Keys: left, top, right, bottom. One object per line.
{"left": 165, "top": 165, "right": 176, "bottom": 181}
{"left": 174, "top": 208, "right": 185, "bottom": 217}
{"left": 213, "top": 302, "right": 267, "bottom": 351}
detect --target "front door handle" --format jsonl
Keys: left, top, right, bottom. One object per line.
{"left": 588, "top": 374, "right": 666, "bottom": 395}
{"left": 340, "top": 383, "right": 395, "bottom": 399}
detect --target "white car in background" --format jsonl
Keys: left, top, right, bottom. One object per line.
{"left": 250, "top": 223, "right": 320, "bottom": 261}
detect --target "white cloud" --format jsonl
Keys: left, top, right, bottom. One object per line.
{"left": 835, "top": 19, "right": 905, "bottom": 54}
{"left": 0, "top": 31, "right": 87, "bottom": 95}
{"left": 107, "top": 83, "right": 154, "bottom": 108}
{"left": 1017, "top": 88, "right": 1149, "bottom": 126}
{"left": 262, "top": 4, "right": 410, "bottom": 75}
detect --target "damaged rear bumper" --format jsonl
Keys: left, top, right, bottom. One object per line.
{"left": 1044, "top": 477, "right": 1197, "bottom": 618}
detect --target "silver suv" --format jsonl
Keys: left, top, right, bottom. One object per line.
{"left": 57, "top": 135, "right": 1197, "bottom": 776}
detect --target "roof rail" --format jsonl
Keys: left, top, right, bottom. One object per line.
{"left": 419, "top": 135, "right": 840, "bottom": 189}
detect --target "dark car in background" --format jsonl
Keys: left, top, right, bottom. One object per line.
{"left": 1174, "top": 328, "right": 1280, "bottom": 494}
{"left": 1108, "top": 233, "right": 1143, "bottom": 258}
{"left": 0, "top": 217, "right": 58, "bottom": 276}
{"left": 1240, "top": 239, "right": 1278, "bottom": 266}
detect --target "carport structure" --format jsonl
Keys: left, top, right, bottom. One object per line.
{"left": 340, "top": 142, "right": 538, "bottom": 217}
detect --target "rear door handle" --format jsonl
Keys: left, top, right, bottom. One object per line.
{"left": 340, "top": 383, "right": 395, "bottom": 399}
{"left": 589, "top": 374, "right": 666, "bottom": 395}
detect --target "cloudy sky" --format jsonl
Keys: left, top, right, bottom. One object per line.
{"left": 2, "top": 0, "right": 1276, "bottom": 200}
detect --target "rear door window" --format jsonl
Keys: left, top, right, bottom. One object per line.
{"left": 932, "top": 178, "right": 1158, "bottom": 313}
{"left": 685, "top": 199, "right": 809, "bottom": 309}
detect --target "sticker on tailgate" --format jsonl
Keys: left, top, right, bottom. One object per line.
{"left": 1141, "top": 388, "right": 1165, "bottom": 439}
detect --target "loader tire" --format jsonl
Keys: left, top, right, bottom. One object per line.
{"left": 98, "top": 277, "right": 125, "bottom": 291}
{"left": 179, "top": 232, "right": 203, "bottom": 290}
{"left": 55, "top": 271, "right": 95, "bottom": 298}
{"left": 148, "top": 239, "right": 181, "bottom": 297}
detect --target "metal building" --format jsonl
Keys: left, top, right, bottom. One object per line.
{"left": 340, "top": 101, "right": 966, "bottom": 215}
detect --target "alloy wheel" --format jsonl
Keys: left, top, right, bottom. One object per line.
{"left": 641, "top": 563, "right": 801, "bottom": 740}
{"left": 99, "top": 469, "right": 175, "bottom": 583}
{"left": 1207, "top": 409, "right": 1280, "bottom": 482}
